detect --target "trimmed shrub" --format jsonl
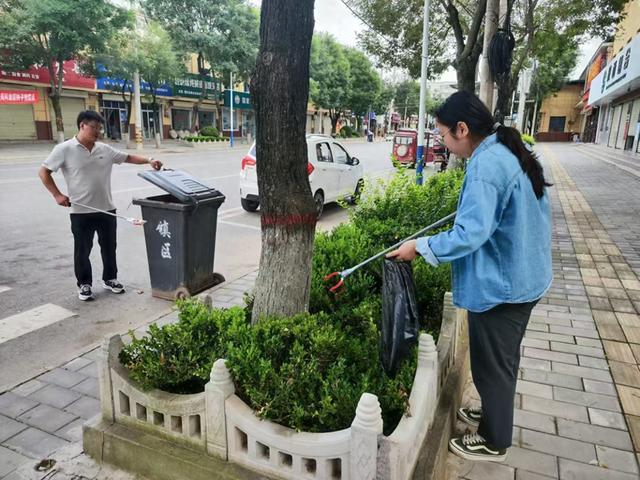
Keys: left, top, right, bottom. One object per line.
{"left": 200, "top": 126, "right": 219, "bottom": 137}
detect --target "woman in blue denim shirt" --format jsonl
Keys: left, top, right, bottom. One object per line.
{"left": 388, "top": 91, "right": 552, "bottom": 462}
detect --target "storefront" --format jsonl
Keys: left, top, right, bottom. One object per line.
{"left": 0, "top": 86, "right": 38, "bottom": 140}
{"left": 0, "top": 60, "right": 95, "bottom": 141}
{"left": 589, "top": 33, "right": 640, "bottom": 153}
{"left": 222, "top": 89, "right": 253, "bottom": 137}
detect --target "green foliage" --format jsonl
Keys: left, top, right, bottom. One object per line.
{"left": 521, "top": 133, "right": 535, "bottom": 146}
{"left": 119, "top": 305, "right": 249, "bottom": 393}
{"left": 142, "top": 0, "right": 259, "bottom": 81}
{"left": 200, "top": 126, "right": 219, "bottom": 137}
{"left": 310, "top": 169, "right": 464, "bottom": 333}
{"left": 121, "top": 301, "right": 415, "bottom": 434}
{"left": 309, "top": 33, "right": 351, "bottom": 114}
{"left": 121, "top": 168, "right": 465, "bottom": 434}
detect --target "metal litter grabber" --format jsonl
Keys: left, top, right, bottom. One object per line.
{"left": 71, "top": 202, "right": 147, "bottom": 226}
{"left": 324, "top": 211, "right": 457, "bottom": 293}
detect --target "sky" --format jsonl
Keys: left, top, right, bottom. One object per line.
{"left": 249, "top": 0, "right": 599, "bottom": 82}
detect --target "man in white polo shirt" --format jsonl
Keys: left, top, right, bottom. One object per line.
{"left": 38, "top": 110, "right": 163, "bottom": 301}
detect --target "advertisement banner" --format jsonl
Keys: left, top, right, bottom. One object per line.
{"left": 0, "top": 60, "right": 94, "bottom": 89}
{"left": 0, "top": 89, "right": 39, "bottom": 104}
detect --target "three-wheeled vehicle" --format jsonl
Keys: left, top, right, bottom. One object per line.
{"left": 392, "top": 128, "right": 449, "bottom": 171}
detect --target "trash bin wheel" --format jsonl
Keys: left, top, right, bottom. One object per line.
{"left": 212, "top": 272, "right": 225, "bottom": 285}
{"left": 241, "top": 198, "right": 259, "bottom": 212}
{"left": 175, "top": 287, "right": 191, "bottom": 300}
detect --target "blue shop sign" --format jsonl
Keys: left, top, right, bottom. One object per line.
{"left": 96, "top": 77, "right": 173, "bottom": 97}
{"left": 224, "top": 89, "right": 252, "bottom": 109}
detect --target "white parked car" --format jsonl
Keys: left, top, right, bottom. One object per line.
{"left": 239, "top": 135, "right": 364, "bottom": 218}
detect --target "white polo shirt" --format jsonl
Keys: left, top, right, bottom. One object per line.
{"left": 43, "top": 137, "right": 128, "bottom": 214}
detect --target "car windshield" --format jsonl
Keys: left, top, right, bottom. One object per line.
{"left": 249, "top": 143, "right": 256, "bottom": 157}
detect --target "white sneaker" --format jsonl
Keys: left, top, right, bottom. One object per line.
{"left": 78, "top": 284, "right": 94, "bottom": 301}
{"left": 102, "top": 279, "right": 125, "bottom": 294}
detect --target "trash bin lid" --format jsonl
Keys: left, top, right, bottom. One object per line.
{"left": 138, "top": 170, "right": 223, "bottom": 204}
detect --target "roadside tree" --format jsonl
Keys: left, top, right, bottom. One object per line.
{"left": 0, "top": 0, "right": 131, "bottom": 142}
{"left": 142, "top": 0, "right": 259, "bottom": 131}
{"left": 250, "top": 0, "right": 317, "bottom": 323}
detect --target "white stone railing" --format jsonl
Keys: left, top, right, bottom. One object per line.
{"left": 97, "top": 293, "right": 466, "bottom": 480}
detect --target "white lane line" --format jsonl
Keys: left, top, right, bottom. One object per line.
{"left": 0, "top": 303, "right": 76, "bottom": 343}
{"left": 0, "top": 286, "right": 11, "bottom": 294}
{"left": 218, "top": 220, "right": 261, "bottom": 231}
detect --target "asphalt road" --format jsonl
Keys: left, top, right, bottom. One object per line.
{"left": 0, "top": 139, "right": 395, "bottom": 391}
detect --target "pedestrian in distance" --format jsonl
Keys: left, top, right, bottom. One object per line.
{"left": 38, "top": 110, "right": 163, "bottom": 301}
{"left": 387, "top": 90, "right": 552, "bottom": 462}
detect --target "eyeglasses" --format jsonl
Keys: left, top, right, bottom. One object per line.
{"left": 434, "top": 127, "right": 452, "bottom": 139}
{"left": 84, "top": 122, "right": 104, "bottom": 132}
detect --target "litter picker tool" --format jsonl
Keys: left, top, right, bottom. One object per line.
{"left": 71, "top": 202, "right": 146, "bottom": 226}
{"left": 324, "top": 211, "right": 457, "bottom": 293}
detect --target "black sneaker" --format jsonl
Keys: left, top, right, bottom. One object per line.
{"left": 78, "top": 284, "right": 94, "bottom": 301}
{"left": 457, "top": 407, "right": 482, "bottom": 427}
{"left": 102, "top": 279, "right": 125, "bottom": 294}
{"left": 449, "top": 433, "right": 507, "bottom": 462}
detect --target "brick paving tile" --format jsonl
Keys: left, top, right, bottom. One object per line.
{"left": 3, "top": 427, "right": 69, "bottom": 459}
{"left": 588, "top": 407, "right": 628, "bottom": 430}
{"left": 0, "top": 445, "right": 32, "bottom": 477}
{"left": 558, "top": 458, "right": 638, "bottom": 480}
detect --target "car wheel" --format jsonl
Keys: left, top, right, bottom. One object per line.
{"left": 241, "top": 198, "right": 259, "bottom": 212}
{"left": 314, "top": 191, "right": 324, "bottom": 219}
{"left": 350, "top": 179, "right": 364, "bottom": 205}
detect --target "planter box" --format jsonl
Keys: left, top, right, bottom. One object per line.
{"left": 86, "top": 293, "right": 467, "bottom": 480}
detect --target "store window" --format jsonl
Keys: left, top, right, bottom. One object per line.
{"left": 172, "top": 109, "right": 191, "bottom": 131}
{"left": 198, "top": 110, "right": 216, "bottom": 129}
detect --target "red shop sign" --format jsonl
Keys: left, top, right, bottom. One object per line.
{"left": 0, "top": 60, "right": 95, "bottom": 89}
{"left": 0, "top": 89, "right": 39, "bottom": 104}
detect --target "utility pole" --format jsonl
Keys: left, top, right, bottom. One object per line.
{"left": 230, "top": 72, "right": 234, "bottom": 148}
{"left": 415, "top": 0, "right": 430, "bottom": 186}
{"left": 133, "top": 71, "right": 143, "bottom": 149}
{"left": 479, "top": 0, "right": 499, "bottom": 108}
{"left": 516, "top": 69, "right": 531, "bottom": 132}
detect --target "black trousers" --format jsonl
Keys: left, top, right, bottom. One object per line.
{"left": 70, "top": 211, "right": 118, "bottom": 287}
{"left": 468, "top": 300, "right": 538, "bottom": 449}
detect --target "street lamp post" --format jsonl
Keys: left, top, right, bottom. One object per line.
{"left": 415, "top": 0, "right": 430, "bottom": 185}
{"left": 230, "top": 71, "right": 234, "bottom": 148}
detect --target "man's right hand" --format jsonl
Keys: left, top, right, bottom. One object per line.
{"left": 54, "top": 193, "right": 71, "bottom": 207}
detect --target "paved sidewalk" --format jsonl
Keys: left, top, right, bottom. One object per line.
{"left": 447, "top": 143, "right": 640, "bottom": 479}
{"left": 2, "top": 142, "right": 640, "bottom": 479}
{"left": 0, "top": 273, "right": 255, "bottom": 479}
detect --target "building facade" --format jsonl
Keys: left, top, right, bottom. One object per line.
{"left": 587, "top": 0, "right": 640, "bottom": 153}
{"left": 537, "top": 81, "right": 584, "bottom": 141}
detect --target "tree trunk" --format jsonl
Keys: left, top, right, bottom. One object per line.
{"left": 330, "top": 112, "right": 340, "bottom": 134}
{"left": 455, "top": 56, "right": 479, "bottom": 93}
{"left": 250, "top": 0, "right": 317, "bottom": 324}
{"left": 49, "top": 61, "right": 65, "bottom": 143}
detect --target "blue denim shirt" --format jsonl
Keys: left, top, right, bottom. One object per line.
{"left": 416, "top": 134, "right": 552, "bottom": 312}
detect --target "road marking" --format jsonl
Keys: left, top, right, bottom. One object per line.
{"left": 218, "top": 220, "right": 261, "bottom": 231}
{"left": 0, "top": 286, "right": 11, "bottom": 294}
{"left": 0, "top": 303, "right": 76, "bottom": 343}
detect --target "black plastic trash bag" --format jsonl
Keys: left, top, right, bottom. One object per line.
{"left": 380, "top": 259, "right": 420, "bottom": 378}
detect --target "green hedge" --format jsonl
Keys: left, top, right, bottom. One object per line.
{"left": 120, "top": 168, "right": 464, "bottom": 434}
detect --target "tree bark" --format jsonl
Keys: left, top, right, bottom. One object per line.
{"left": 250, "top": 0, "right": 317, "bottom": 324}
{"left": 49, "top": 60, "right": 65, "bottom": 143}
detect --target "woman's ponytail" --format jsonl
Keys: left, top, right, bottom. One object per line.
{"left": 495, "top": 125, "right": 551, "bottom": 199}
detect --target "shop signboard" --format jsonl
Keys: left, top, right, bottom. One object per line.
{"left": 589, "top": 33, "right": 640, "bottom": 106}
{"left": 173, "top": 74, "right": 222, "bottom": 99}
{"left": 223, "top": 89, "right": 252, "bottom": 109}
{"left": 96, "top": 77, "right": 173, "bottom": 97}
{"left": 0, "top": 60, "right": 95, "bottom": 89}
{"left": 0, "top": 89, "right": 39, "bottom": 104}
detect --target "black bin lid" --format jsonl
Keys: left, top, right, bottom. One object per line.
{"left": 138, "top": 170, "right": 223, "bottom": 204}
